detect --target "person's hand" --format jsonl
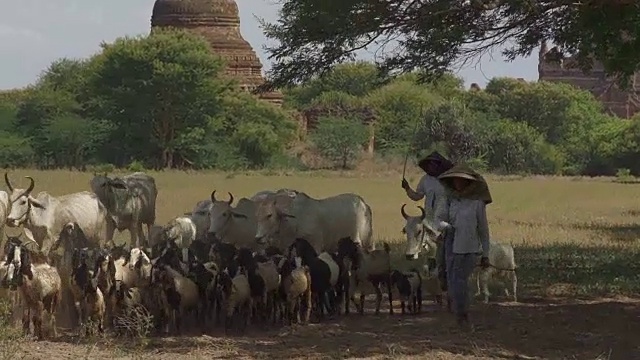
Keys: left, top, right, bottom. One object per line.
{"left": 401, "top": 178, "right": 410, "bottom": 190}
{"left": 480, "top": 256, "right": 490, "bottom": 269}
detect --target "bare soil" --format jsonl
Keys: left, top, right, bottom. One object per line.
{"left": 15, "top": 296, "right": 640, "bottom": 359}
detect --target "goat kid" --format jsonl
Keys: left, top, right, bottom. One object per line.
{"left": 390, "top": 269, "right": 422, "bottom": 315}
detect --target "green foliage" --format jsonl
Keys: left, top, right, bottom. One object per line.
{"left": 0, "top": 132, "right": 35, "bottom": 168}
{"left": 84, "top": 28, "right": 229, "bottom": 168}
{"left": 311, "top": 116, "right": 368, "bottom": 169}
{"left": 211, "top": 92, "right": 297, "bottom": 168}
{"left": 284, "top": 62, "right": 386, "bottom": 108}
{"left": 485, "top": 119, "right": 563, "bottom": 175}
{"left": 365, "top": 80, "right": 444, "bottom": 154}
{"left": 259, "top": 1, "right": 640, "bottom": 89}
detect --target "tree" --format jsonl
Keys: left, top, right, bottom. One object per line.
{"left": 414, "top": 101, "right": 487, "bottom": 163}
{"left": 311, "top": 116, "right": 368, "bottom": 169}
{"left": 283, "top": 61, "right": 387, "bottom": 109}
{"left": 210, "top": 92, "right": 297, "bottom": 169}
{"left": 84, "top": 28, "right": 230, "bottom": 168}
{"left": 485, "top": 119, "right": 563, "bottom": 174}
{"left": 258, "top": 1, "right": 640, "bottom": 89}
{"left": 365, "top": 79, "right": 444, "bottom": 154}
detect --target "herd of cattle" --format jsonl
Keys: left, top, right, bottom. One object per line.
{"left": 0, "top": 171, "right": 518, "bottom": 340}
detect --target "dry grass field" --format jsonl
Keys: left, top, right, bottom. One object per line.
{"left": 2, "top": 168, "right": 640, "bottom": 359}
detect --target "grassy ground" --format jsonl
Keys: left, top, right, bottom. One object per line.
{"left": 2, "top": 168, "right": 640, "bottom": 359}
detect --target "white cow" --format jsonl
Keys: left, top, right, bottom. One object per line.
{"left": 4, "top": 173, "right": 109, "bottom": 255}
{"left": 207, "top": 190, "right": 262, "bottom": 251}
{"left": 183, "top": 199, "right": 213, "bottom": 242}
{"left": 400, "top": 204, "right": 438, "bottom": 260}
{"left": 0, "top": 190, "right": 10, "bottom": 255}
{"left": 254, "top": 191, "right": 374, "bottom": 253}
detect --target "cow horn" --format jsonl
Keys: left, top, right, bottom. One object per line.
{"left": 16, "top": 176, "right": 35, "bottom": 200}
{"left": 417, "top": 206, "right": 426, "bottom": 220}
{"left": 211, "top": 190, "right": 217, "bottom": 203}
{"left": 4, "top": 172, "right": 13, "bottom": 192}
{"left": 227, "top": 192, "right": 234, "bottom": 205}
{"left": 401, "top": 204, "right": 409, "bottom": 220}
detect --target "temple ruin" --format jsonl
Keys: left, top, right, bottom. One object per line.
{"left": 538, "top": 42, "right": 640, "bottom": 118}
{"left": 150, "top": 0, "right": 283, "bottom": 106}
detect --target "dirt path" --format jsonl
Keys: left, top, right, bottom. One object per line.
{"left": 15, "top": 297, "right": 640, "bottom": 359}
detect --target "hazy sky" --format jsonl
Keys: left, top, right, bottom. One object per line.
{"left": 0, "top": 0, "right": 539, "bottom": 90}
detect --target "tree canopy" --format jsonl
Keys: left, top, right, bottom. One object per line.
{"left": 1, "top": 29, "right": 639, "bottom": 176}
{"left": 259, "top": 1, "right": 640, "bottom": 89}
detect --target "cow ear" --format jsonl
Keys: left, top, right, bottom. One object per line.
{"left": 230, "top": 212, "right": 247, "bottom": 219}
{"left": 110, "top": 180, "right": 127, "bottom": 190}
{"left": 29, "top": 197, "right": 45, "bottom": 209}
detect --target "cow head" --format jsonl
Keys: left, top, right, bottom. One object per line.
{"left": 401, "top": 204, "right": 438, "bottom": 260}
{"left": 207, "top": 190, "right": 247, "bottom": 240}
{"left": 5, "top": 173, "right": 43, "bottom": 227}
{"left": 4, "top": 238, "right": 33, "bottom": 288}
{"left": 254, "top": 198, "right": 295, "bottom": 245}
{"left": 92, "top": 176, "right": 128, "bottom": 212}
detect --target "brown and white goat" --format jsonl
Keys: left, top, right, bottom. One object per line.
{"left": 5, "top": 239, "right": 61, "bottom": 339}
{"left": 151, "top": 263, "right": 199, "bottom": 335}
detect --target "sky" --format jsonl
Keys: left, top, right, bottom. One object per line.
{"left": 0, "top": 0, "right": 539, "bottom": 90}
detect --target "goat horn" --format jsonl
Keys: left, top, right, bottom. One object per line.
{"left": 227, "top": 192, "right": 234, "bottom": 205}
{"left": 4, "top": 172, "right": 13, "bottom": 192}
{"left": 401, "top": 204, "right": 409, "bottom": 220}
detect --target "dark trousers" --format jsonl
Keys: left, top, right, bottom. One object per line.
{"left": 442, "top": 228, "right": 476, "bottom": 318}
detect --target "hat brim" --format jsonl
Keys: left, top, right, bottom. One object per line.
{"left": 439, "top": 172, "right": 477, "bottom": 181}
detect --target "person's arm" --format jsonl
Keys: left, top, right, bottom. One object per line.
{"left": 433, "top": 193, "right": 451, "bottom": 232}
{"left": 477, "top": 201, "right": 490, "bottom": 258}
{"left": 404, "top": 178, "right": 425, "bottom": 201}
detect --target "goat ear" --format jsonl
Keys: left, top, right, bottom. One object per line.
{"left": 21, "top": 251, "right": 33, "bottom": 280}
{"left": 125, "top": 289, "right": 133, "bottom": 299}
{"left": 107, "top": 258, "right": 116, "bottom": 276}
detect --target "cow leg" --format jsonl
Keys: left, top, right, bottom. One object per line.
{"left": 40, "top": 232, "right": 56, "bottom": 257}
{"left": 128, "top": 224, "right": 139, "bottom": 249}
{"left": 479, "top": 269, "right": 491, "bottom": 304}
{"left": 105, "top": 220, "right": 116, "bottom": 247}
{"left": 145, "top": 223, "right": 152, "bottom": 247}
{"left": 136, "top": 222, "right": 145, "bottom": 248}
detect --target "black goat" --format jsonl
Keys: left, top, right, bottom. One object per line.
{"left": 288, "top": 238, "right": 337, "bottom": 320}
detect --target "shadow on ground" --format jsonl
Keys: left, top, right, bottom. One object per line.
{"left": 225, "top": 299, "right": 640, "bottom": 359}
{"left": 24, "top": 298, "right": 640, "bottom": 359}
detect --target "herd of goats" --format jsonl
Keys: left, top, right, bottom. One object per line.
{"left": 0, "top": 171, "right": 518, "bottom": 340}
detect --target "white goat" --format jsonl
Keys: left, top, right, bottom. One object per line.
{"left": 474, "top": 241, "right": 518, "bottom": 303}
